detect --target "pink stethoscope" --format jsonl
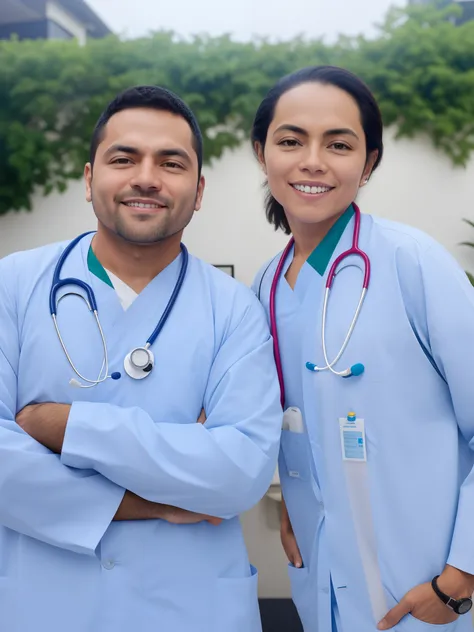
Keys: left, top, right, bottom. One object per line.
{"left": 268, "top": 203, "right": 370, "bottom": 406}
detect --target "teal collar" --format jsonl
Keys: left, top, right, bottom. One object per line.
{"left": 306, "top": 205, "right": 355, "bottom": 276}
{"left": 87, "top": 245, "right": 114, "bottom": 288}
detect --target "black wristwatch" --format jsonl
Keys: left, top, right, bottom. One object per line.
{"left": 431, "top": 575, "right": 473, "bottom": 615}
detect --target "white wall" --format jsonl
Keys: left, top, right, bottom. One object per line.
{"left": 2, "top": 128, "right": 474, "bottom": 276}
{"left": 1, "top": 129, "right": 474, "bottom": 598}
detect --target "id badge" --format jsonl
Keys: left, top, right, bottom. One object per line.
{"left": 339, "top": 412, "right": 367, "bottom": 462}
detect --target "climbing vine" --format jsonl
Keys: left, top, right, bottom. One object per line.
{"left": 1, "top": 1, "right": 473, "bottom": 214}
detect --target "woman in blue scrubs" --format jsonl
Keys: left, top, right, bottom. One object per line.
{"left": 252, "top": 66, "right": 474, "bottom": 632}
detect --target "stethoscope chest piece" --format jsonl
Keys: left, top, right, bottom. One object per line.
{"left": 124, "top": 346, "right": 155, "bottom": 380}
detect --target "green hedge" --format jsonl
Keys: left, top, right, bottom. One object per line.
{"left": 1, "top": 1, "right": 473, "bottom": 215}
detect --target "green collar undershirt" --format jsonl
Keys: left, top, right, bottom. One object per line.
{"left": 306, "top": 204, "right": 355, "bottom": 276}
{"left": 87, "top": 245, "right": 114, "bottom": 288}
{"left": 88, "top": 205, "right": 354, "bottom": 285}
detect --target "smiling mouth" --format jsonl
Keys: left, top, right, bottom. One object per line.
{"left": 121, "top": 201, "right": 166, "bottom": 210}
{"left": 291, "top": 184, "right": 334, "bottom": 195}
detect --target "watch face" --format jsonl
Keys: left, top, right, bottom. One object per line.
{"left": 457, "top": 599, "right": 473, "bottom": 615}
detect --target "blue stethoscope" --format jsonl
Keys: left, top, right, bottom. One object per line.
{"left": 50, "top": 232, "right": 188, "bottom": 388}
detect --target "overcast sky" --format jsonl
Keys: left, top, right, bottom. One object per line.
{"left": 88, "top": 0, "right": 407, "bottom": 42}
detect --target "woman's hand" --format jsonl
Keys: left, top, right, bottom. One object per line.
{"left": 281, "top": 497, "right": 303, "bottom": 568}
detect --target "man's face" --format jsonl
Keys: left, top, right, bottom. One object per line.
{"left": 85, "top": 107, "right": 204, "bottom": 245}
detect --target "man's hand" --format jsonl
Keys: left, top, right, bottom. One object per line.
{"left": 281, "top": 497, "right": 303, "bottom": 568}
{"left": 16, "top": 403, "right": 70, "bottom": 453}
{"left": 161, "top": 408, "right": 221, "bottom": 525}
{"left": 16, "top": 403, "right": 220, "bottom": 526}
{"left": 114, "top": 491, "right": 222, "bottom": 526}
{"left": 17, "top": 404, "right": 221, "bottom": 526}
{"left": 162, "top": 504, "right": 222, "bottom": 526}
{"left": 377, "top": 564, "right": 474, "bottom": 630}
{"left": 16, "top": 404, "right": 206, "bottom": 452}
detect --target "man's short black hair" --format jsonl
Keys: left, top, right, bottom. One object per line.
{"left": 89, "top": 85, "right": 203, "bottom": 175}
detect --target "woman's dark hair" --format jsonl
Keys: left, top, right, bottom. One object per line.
{"left": 251, "top": 66, "right": 384, "bottom": 234}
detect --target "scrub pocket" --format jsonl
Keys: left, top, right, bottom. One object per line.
{"left": 394, "top": 615, "right": 459, "bottom": 632}
{"left": 281, "top": 429, "right": 311, "bottom": 482}
{"left": 214, "top": 564, "right": 261, "bottom": 632}
{"left": 384, "top": 587, "right": 461, "bottom": 632}
{"left": 288, "top": 563, "right": 317, "bottom": 631}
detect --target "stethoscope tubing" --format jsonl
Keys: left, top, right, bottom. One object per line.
{"left": 49, "top": 232, "right": 188, "bottom": 386}
{"left": 269, "top": 204, "right": 369, "bottom": 405}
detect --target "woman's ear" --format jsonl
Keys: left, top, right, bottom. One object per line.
{"left": 254, "top": 142, "right": 267, "bottom": 175}
{"left": 360, "top": 150, "right": 378, "bottom": 187}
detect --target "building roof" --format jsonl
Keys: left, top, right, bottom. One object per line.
{"left": 56, "top": 0, "right": 111, "bottom": 37}
{"left": 1, "top": 0, "right": 111, "bottom": 37}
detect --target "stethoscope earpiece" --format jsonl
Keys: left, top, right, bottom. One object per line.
{"left": 305, "top": 362, "right": 365, "bottom": 378}
{"left": 349, "top": 363, "right": 364, "bottom": 377}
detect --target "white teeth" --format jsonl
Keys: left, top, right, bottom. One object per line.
{"left": 293, "top": 184, "right": 331, "bottom": 194}
{"left": 125, "top": 202, "right": 160, "bottom": 209}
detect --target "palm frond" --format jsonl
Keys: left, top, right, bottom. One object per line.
{"left": 463, "top": 218, "right": 474, "bottom": 230}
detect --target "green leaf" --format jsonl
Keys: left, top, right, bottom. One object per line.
{"left": 2, "top": 2, "right": 474, "bottom": 214}
{"left": 463, "top": 218, "right": 474, "bottom": 230}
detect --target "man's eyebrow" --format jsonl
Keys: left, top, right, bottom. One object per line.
{"left": 104, "top": 144, "right": 141, "bottom": 157}
{"left": 157, "top": 148, "right": 192, "bottom": 163}
{"left": 103, "top": 145, "right": 192, "bottom": 163}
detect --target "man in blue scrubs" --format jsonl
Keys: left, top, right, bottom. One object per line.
{"left": 0, "top": 86, "right": 282, "bottom": 632}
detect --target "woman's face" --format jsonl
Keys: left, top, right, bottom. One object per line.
{"left": 257, "top": 82, "right": 377, "bottom": 234}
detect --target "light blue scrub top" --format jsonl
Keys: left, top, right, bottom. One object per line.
{"left": 254, "top": 207, "right": 474, "bottom": 632}
{"left": 0, "top": 235, "right": 283, "bottom": 632}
